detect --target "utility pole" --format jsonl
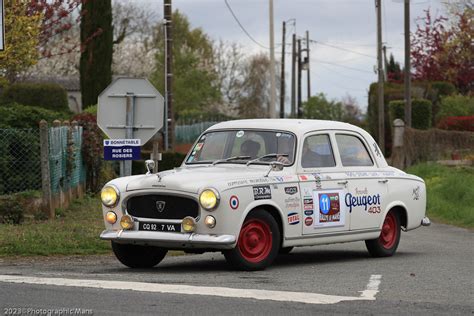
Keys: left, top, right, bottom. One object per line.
{"left": 164, "top": 0, "right": 173, "bottom": 150}
{"left": 297, "top": 38, "right": 302, "bottom": 118}
{"left": 291, "top": 33, "right": 296, "bottom": 118}
{"left": 376, "top": 0, "right": 385, "bottom": 154}
{"left": 306, "top": 30, "right": 311, "bottom": 99}
{"left": 269, "top": 0, "right": 276, "bottom": 118}
{"left": 404, "top": 0, "right": 412, "bottom": 127}
{"left": 279, "top": 21, "right": 286, "bottom": 118}
{"left": 383, "top": 45, "right": 388, "bottom": 82}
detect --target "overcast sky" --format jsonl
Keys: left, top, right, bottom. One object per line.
{"left": 135, "top": 0, "right": 447, "bottom": 112}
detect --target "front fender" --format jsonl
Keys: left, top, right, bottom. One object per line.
{"left": 238, "top": 199, "right": 286, "bottom": 238}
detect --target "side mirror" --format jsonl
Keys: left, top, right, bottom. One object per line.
{"left": 271, "top": 161, "right": 284, "bottom": 171}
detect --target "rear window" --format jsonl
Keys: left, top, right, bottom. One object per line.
{"left": 335, "top": 134, "right": 373, "bottom": 166}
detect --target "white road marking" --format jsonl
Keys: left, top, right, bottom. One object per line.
{"left": 0, "top": 274, "right": 382, "bottom": 305}
{"left": 359, "top": 274, "right": 382, "bottom": 299}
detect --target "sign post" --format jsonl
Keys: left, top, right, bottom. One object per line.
{"left": 98, "top": 78, "right": 164, "bottom": 177}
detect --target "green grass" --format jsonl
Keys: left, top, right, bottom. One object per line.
{"left": 407, "top": 163, "right": 474, "bottom": 229}
{"left": 0, "top": 195, "right": 111, "bottom": 257}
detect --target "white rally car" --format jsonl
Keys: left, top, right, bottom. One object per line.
{"left": 100, "top": 119, "right": 430, "bottom": 270}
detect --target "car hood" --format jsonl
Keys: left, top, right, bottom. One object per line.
{"left": 125, "top": 165, "right": 279, "bottom": 193}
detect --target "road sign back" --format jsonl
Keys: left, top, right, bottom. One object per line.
{"left": 97, "top": 78, "right": 164, "bottom": 144}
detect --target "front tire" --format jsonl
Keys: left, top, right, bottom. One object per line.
{"left": 224, "top": 210, "right": 281, "bottom": 271}
{"left": 112, "top": 242, "right": 168, "bottom": 268}
{"left": 365, "top": 210, "right": 401, "bottom": 257}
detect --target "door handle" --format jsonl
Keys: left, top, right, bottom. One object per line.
{"left": 378, "top": 179, "right": 388, "bottom": 183}
{"left": 337, "top": 180, "right": 348, "bottom": 185}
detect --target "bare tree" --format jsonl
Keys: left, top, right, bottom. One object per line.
{"left": 237, "top": 53, "right": 280, "bottom": 119}
{"left": 213, "top": 40, "right": 245, "bottom": 116}
{"left": 341, "top": 93, "right": 365, "bottom": 126}
{"left": 24, "top": 1, "right": 158, "bottom": 79}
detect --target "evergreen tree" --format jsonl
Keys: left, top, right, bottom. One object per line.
{"left": 80, "top": 0, "right": 113, "bottom": 108}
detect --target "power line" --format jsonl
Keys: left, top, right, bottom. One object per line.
{"left": 224, "top": 0, "right": 269, "bottom": 49}
{"left": 311, "top": 58, "right": 374, "bottom": 74}
{"left": 308, "top": 39, "right": 376, "bottom": 59}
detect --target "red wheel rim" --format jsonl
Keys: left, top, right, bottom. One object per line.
{"left": 237, "top": 219, "right": 272, "bottom": 263}
{"left": 379, "top": 212, "right": 398, "bottom": 249}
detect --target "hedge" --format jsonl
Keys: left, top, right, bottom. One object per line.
{"left": 437, "top": 94, "right": 474, "bottom": 120}
{"left": 389, "top": 99, "right": 432, "bottom": 130}
{"left": 2, "top": 82, "right": 69, "bottom": 113}
{"left": 0, "top": 103, "right": 65, "bottom": 128}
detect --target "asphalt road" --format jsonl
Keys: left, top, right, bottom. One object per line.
{"left": 0, "top": 223, "right": 472, "bottom": 315}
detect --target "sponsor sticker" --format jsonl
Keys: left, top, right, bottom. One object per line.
{"left": 299, "top": 175, "right": 309, "bottom": 181}
{"left": 412, "top": 186, "right": 420, "bottom": 200}
{"left": 253, "top": 185, "right": 272, "bottom": 200}
{"left": 236, "top": 130, "right": 245, "bottom": 138}
{"left": 229, "top": 195, "right": 239, "bottom": 210}
{"left": 274, "top": 176, "right": 285, "bottom": 182}
{"left": 304, "top": 210, "right": 314, "bottom": 216}
{"left": 287, "top": 212, "right": 300, "bottom": 225}
{"left": 344, "top": 193, "right": 381, "bottom": 214}
{"left": 284, "top": 186, "right": 298, "bottom": 195}
{"left": 303, "top": 198, "right": 313, "bottom": 211}
{"left": 284, "top": 196, "right": 300, "bottom": 210}
{"left": 318, "top": 192, "right": 342, "bottom": 224}
{"left": 313, "top": 189, "right": 346, "bottom": 227}
{"left": 305, "top": 217, "right": 313, "bottom": 226}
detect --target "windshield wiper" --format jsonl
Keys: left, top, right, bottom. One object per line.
{"left": 246, "top": 153, "right": 288, "bottom": 166}
{"left": 212, "top": 156, "right": 251, "bottom": 166}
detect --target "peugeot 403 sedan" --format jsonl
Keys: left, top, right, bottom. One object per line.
{"left": 100, "top": 119, "right": 430, "bottom": 270}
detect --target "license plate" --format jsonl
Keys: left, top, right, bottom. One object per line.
{"left": 139, "top": 222, "right": 181, "bottom": 232}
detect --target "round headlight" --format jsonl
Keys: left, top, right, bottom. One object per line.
{"left": 101, "top": 185, "right": 119, "bottom": 207}
{"left": 105, "top": 211, "right": 117, "bottom": 224}
{"left": 199, "top": 188, "right": 220, "bottom": 211}
{"left": 182, "top": 216, "right": 196, "bottom": 232}
{"left": 204, "top": 215, "right": 216, "bottom": 228}
{"left": 120, "top": 214, "right": 134, "bottom": 230}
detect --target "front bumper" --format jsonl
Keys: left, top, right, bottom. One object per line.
{"left": 100, "top": 230, "right": 236, "bottom": 249}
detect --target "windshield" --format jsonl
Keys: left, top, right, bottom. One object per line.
{"left": 186, "top": 130, "right": 296, "bottom": 165}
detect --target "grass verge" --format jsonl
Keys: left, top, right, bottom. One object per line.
{"left": 407, "top": 163, "right": 474, "bottom": 229}
{"left": 0, "top": 195, "right": 110, "bottom": 257}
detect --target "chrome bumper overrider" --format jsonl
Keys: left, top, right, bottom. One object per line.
{"left": 421, "top": 217, "right": 431, "bottom": 226}
{"left": 100, "top": 230, "right": 236, "bottom": 249}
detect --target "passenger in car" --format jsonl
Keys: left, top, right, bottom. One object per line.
{"left": 240, "top": 139, "right": 261, "bottom": 159}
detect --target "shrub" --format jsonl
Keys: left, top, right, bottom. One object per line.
{"left": 0, "top": 195, "right": 24, "bottom": 224}
{"left": 389, "top": 99, "right": 432, "bottom": 130}
{"left": 0, "top": 103, "right": 65, "bottom": 128}
{"left": 159, "top": 152, "right": 186, "bottom": 171}
{"left": 437, "top": 116, "right": 474, "bottom": 132}
{"left": 430, "top": 81, "right": 456, "bottom": 97}
{"left": 437, "top": 94, "right": 474, "bottom": 120}
{"left": 2, "top": 82, "right": 69, "bottom": 113}
{"left": 71, "top": 112, "right": 103, "bottom": 192}
{"left": 0, "top": 129, "right": 41, "bottom": 194}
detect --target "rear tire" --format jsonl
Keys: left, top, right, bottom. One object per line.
{"left": 224, "top": 210, "right": 281, "bottom": 271}
{"left": 365, "top": 210, "right": 401, "bottom": 257}
{"left": 112, "top": 242, "right": 167, "bottom": 268}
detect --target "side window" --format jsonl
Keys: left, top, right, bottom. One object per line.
{"left": 301, "top": 134, "right": 336, "bottom": 168}
{"left": 335, "top": 134, "right": 373, "bottom": 167}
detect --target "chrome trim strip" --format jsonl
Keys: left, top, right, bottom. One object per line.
{"left": 285, "top": 228, "right": 380, "bottom": 240}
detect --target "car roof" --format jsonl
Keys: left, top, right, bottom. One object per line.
{"left": 208, "top": 119, "right": 362, "bottom": 135}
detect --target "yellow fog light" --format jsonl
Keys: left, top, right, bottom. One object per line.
{"left": 182, "top": 216, "right": 196, "bottom": 232}
{"left": 199, "top": 188, "right": 220, "bottom": 211}
{"left": 204, "top": 215, "right": 216, "bottom": 228}
{"left": 101, "top": 185, "right": 119, "bottom": 207}
{"left": 120, "top": 214, "right": 134, "bottom": 230}
{"left": 105, "top": 211, "right": 117, "bottom": 224}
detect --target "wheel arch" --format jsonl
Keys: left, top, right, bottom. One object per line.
{"left": 384, "top": 202, "right": 408, "bottom": 230}
{"left": 241, "top": 201, "right": 285, "bottom": 245}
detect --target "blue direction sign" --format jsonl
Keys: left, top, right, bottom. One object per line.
{"left": 103, "top": 139, "right": 141, "bottom": 161}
